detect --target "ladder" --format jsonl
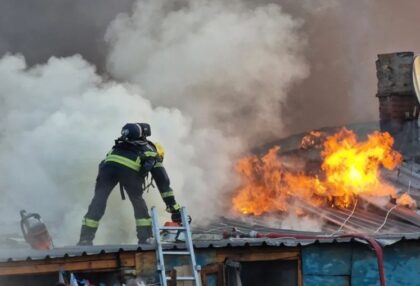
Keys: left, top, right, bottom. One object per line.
{"left": 151, "top": 206, "right": 201, "bottom": 286}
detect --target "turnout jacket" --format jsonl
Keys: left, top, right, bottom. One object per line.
{"left": 104, "top": 138, "right": 177, "bottom": 208}
{"left": 104, "top": 138, "right": 160, "bottom": 176}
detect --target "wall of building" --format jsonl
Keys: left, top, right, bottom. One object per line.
{"left": 162, "top": 247, "right": 300, "bottom": 286}
{"left": 302, "top": 241, "right": 420, "bottom": 286}
{"left": 1, "top": 241, "right": 419, "bottom": 285}
{"left": 302, "top": 243, "right": 351, "bottom": 286}
{"left": 160, "top": 241, "right": 420, "bottom": 286}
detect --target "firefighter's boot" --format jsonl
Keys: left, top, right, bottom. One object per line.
{"left": 77, "top": 225, "right": 97, "bottom": 246}
{"left": 137, "top": 226, "right": 153, "bottom": 244}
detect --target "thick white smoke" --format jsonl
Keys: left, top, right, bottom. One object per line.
{"left": 0, "top": 54, "right": 239, "bottom": 244}
{"left": 106, "top": 0, "right": 309, "bottom": 143}
{"left": 0, "top": 0, "right": 309, "bottom": 245}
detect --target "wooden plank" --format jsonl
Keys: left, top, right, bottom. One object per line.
{"left": 168, "top": 269, "right": 177, "bottom": 286}
{"left": 0, "top": 247, "right": 299, "bottom": 278}
{"left": 201, "top": 263, "right": 223, "bottom": 286}
{"left": 0, "top": 259, "right": 118, "bottom": 276}
{"left": 212, "top": 248, "right": 299, "bottom": 263}
{"left": 218, "top": 251, "right": 298, "bottom": 262}
{"left": 119, "top": 252, "right": 136, "bottom": 267}
{"left": 0, "top": 252, "right": 138, "bottom": 276}
{"left": 297, "top": 253, "right": 303, "bottom": 286}
{"left": 218, "top": 263, "right": 225, "bottom": 286}
{"left": 135, "top": 252, "right": 156, "bottom": 277}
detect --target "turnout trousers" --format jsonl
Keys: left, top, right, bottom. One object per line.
{"left": 78, "top": 163, "right": 152, "bottom": 244}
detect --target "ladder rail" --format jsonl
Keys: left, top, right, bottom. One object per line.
{"left": 151, "top": 207, "right": 168, "bottom": 286}
{"left": 180, "top": 207, "right": 201, "bottom": 285}
{"left": 151, "top": 206, "right": 201, "bottom": 286}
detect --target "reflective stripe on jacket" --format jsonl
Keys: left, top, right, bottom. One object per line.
{"left": 104, "top": 152, "right": 141, "bottom": 172}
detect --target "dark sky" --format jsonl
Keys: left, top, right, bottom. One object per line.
{"left": 0, "top": 0, "right": 134, "bottom": 70}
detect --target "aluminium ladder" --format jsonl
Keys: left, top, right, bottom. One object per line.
{"left": 151, "top": 206, "right": 201, "bottom": 286}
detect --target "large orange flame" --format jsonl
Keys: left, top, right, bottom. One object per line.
{"left": 232, "top": 128, "right": 404, "bottom": 215}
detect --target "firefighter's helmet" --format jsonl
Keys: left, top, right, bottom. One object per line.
{"left": 121, "top": 123, "right": 151, "bottom": 140}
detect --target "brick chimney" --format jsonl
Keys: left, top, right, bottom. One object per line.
{"left": 376, "top": 52, "right": 419, "bottom": 134}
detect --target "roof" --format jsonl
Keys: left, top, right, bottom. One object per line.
{"left": 2, "top": 124, "right": 420, "bottom": 264}
{"left": 2, "top": 165, "right": 420, "bottom": 264}
{"left": 2, "top": 235, "right": 420, "bottom": 263}
{"left": 1, "top": 218, "right": 420, "bottom": 263}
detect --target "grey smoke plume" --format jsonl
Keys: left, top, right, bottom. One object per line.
{"left": 105, "top": 0, "right": 309, "bottom": 143}
{"left": 281, "top": 0, "right": 420, "bottom": 133}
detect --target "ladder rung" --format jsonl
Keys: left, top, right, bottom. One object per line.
{"left": 166, "top": 276, "right": 195, "bottom": 281}
{"left": 162, "top": 251, "right": 190, "bottom": 255}
{"left": 160, "top": 226, "right": 186, "bottom": 231}
{"left": 152, "top": 207, "right": 200, "bottom": 285}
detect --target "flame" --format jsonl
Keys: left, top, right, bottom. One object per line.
{"left": 232, "top": 128, "right": 406, "bottom": 215}
{"left": 397, "top": 193, "right": 417, "bottom": 209}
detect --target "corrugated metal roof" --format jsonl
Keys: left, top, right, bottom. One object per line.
{"left": 0, "top": 245, "right": 149, "bottom": 263}
{"left": 195, "top": 198, "right": 420, "bottom": 237}
{"left": 2, "top": 187, "right": 420, "bottom": 263}
{"left": 1, "top": 232, "right": 420, "bottom": 263}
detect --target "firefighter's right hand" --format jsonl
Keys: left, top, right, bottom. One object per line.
{"left": 171, "top": 212, "right": 192, "bottom": 224}
{"left": 171, "top": 211, "right": 182, "bottom": 223}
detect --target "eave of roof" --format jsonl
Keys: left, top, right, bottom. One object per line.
{"left": 1, "top": 232, "right": 420, "bottom": 263}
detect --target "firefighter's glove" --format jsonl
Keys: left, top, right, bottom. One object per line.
{"left": 166, "top": 203, "right": 182, "bottom": 224}
{"left": 171, "top": 211, "right": 182, "bottom": 223}
{"left": 170, "top": 212, "right": 192, "bottom": 224}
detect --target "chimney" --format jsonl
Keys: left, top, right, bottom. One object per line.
{"left": 376, "top": 52, "right": 419, "bottom": 133}
{"left": 376, "top": 52, "right": 420, "bottom": 157}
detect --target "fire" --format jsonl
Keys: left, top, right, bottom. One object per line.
{"left": 397, "top": 193, "right": 417, "bottom": 209}
{"left": 321, "top": 129, "right": 402, "bottom": 207}
{"left": 232, "top": 128, "right": 405, "bottom": 215}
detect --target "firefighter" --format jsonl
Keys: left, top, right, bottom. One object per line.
{"left": 77, "top": 123, "right": 182, "bottom": 245}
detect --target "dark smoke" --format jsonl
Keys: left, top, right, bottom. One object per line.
{"left": 279, "top": 0, "right": 420, "bottom": 134}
